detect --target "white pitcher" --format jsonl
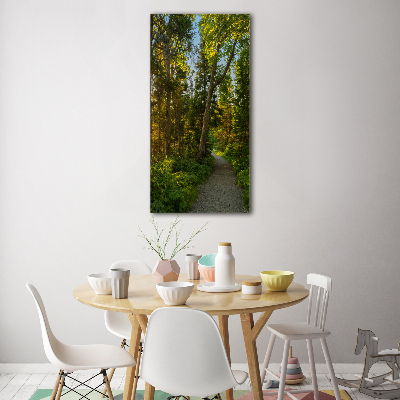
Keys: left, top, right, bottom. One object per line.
{"left": 215, "top": 242, "right": 235, "bottom": 288}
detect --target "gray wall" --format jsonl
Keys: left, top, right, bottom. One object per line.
{"left": 1, "top": 0, "right": 400, "bottom": 363}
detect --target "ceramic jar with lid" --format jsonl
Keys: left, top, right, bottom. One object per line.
{"left": 242, "top": 280, "right": 262, "bottom": 295}
{"left": 215, "top": 242, "right": 235, "bottom": 288}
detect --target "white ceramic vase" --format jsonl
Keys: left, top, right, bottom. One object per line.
{"left": 214, "top": 242, "right": 235, "bottom": 288}
{"left": 185, "top": 254, "right": 202, "bottom": 280}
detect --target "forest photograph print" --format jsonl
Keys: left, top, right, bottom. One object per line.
{"left": 151, "top": 14, "right": 250, "bottom": 213}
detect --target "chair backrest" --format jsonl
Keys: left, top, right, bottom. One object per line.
{"left": 141, "top": 307, "right": 238, "bottom": 398}
{"left": 26, "top": 283, "right": 65, "bottom": 367}
{"left": 306, "top": 273, "right": 332, "bottom": 331}
{"left": 105, "top": 260, "right": 151, "bottom": 337}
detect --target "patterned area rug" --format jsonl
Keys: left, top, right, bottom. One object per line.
{"left": 30, "top": 389, "right": 351, "bottom": 400}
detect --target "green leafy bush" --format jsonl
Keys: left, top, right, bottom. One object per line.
{"left": 222, "top": 145, "right": 250, "bottom": 211}
{"left": 237, "top": 167, "right": 250, "bottom": 210}
{"left": 151, "top": 155, "right": 215, "bottom": 213}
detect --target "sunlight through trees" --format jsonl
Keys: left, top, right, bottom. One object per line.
{"left": 151, "top": 14, "right": 250, "bottom": 213}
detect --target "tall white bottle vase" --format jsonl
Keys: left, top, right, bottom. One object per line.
{"left": 215, "top": 242, "right": 235, "bottom": 288}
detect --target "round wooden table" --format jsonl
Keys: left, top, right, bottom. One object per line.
{"left": 73, "top": 274, "right": 309, "bottom": 400}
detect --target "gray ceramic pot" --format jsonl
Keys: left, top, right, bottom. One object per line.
{"left": 110, "top": 268, "right": 130, "bottom": 299}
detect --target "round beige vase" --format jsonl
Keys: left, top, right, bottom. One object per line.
{"left": 152, "top": 259, "right": 180, "bottom": 284}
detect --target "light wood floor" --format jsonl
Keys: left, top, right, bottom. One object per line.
{"left": 1, "top": 363, "right": 398, "bottom": 400}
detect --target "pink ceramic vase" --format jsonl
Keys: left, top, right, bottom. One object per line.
{"left": 152, "top": 260, "right": 180, "bottom": 284}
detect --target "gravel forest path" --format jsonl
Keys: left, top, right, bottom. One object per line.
{"left": 190, "top": 153, "right": 247, "bottom": 213}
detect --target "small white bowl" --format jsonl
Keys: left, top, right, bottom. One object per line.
{"left": 156, "top": 282, "right": 194, "bottom": 305}
{"left": 88, "top": 273, "right": 112, "bottom": 295}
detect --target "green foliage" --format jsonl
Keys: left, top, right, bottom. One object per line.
{"left": 210, "top": 38, "right": 250, "bottom": 211}
{"left": 222, "top": 146, "right": 250, "bottom": 211}
{"left": 151, "top": 155, "right": 215, "bottom": 213}
{"left": 138, "top": 216, "right": 208, "bottom": 260}
{"left": 151, "top": 14, "right": 250, "bottom": 212}
{"left": 198, "top": 14, "right": 250, "bottom": 69}
{"left": 237, "top": 168, "right": 250, "bottom": 210}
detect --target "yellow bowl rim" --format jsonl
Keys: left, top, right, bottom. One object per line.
{"left": 260, "top": 270, "right": 294, "bottom": 276}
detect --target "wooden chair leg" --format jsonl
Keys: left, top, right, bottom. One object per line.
{"left": 55, "top": 374, "right": 65, "bottom": 400}
{"left": 51, "top": 370, "right": 63, "bottom": 400}
{"left": 103, "top": 369, "right": 115, "bottom": 400}
{"left": 260, "top": 333, "right": 276, "bottom": 385}
{"left": 102, "top": 368, "right": 116, "bottom": 397}
{"left": 131, "top": 342, "right": 143, "bottom": 400}
{"left": 307, "top": 339, "right": 319, "bottom": 400}
{"left": 320, "top": 338, "right": 342, "bottom": 400}
{"left": 103, "top": 339, "right": 126, "bottom": 397}
{"left": 278, "top": 340, "right": 291, "bottom": 400}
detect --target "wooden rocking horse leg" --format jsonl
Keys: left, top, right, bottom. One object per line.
{"left": 387, "top": 360, "right": 400, "bottom": 380}
{"left": 359, "top": 349, "right": 373, "bottom": 387}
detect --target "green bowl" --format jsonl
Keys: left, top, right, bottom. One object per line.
{"left": 198, "top": 253, "right": 217, "bottom": 268}
{"left": 260, "top": 270, "right": 294, "bottom": 292}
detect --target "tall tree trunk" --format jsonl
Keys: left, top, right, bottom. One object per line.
{"left": 197, "top": 40, "right": 237, "bottom": 160}
{"left": 175, "top": 95, "right": 182, "bottom": 156}
{"left": 164, "top": 50, "right": 172, "bottom": 158}
{"left": 197, "top": 75, "right": 215, "bottom": 160}
{"left": 157, "top": 96, "right": 161, "bottom": 160}
{"left": 165, "top": 92, "right": 171, "bottom": 157}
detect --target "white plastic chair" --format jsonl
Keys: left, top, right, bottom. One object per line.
{"left": 26, "top": 283, "right": 135, "bottom": 400}
{"left": 260, "top": 273, "right": 342, "bottom": 400}
{"left": 104, "top": 260, "right": 152, "bottom": 395}
{"left": 141, "top": 307, "right": 248, "bottom": 399}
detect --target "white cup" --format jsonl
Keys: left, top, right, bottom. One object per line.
{"left": 110, "top": 268, "right": 130, "bottom": 299}
{"left": 185, "top": 254, "right": 202, "bottom": 280}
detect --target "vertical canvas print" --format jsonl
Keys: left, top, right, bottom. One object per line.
{"left": 151, "top": 14, "right": 250, "bottom": 213}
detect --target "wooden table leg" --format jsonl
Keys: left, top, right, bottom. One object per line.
{"left": 135, "top": 314, "right": 156, "bottom": 400}
{"left": 219, "top": 315, "right": 233, "bottom": 400}
{"left": 123, "top": 314, "right": 143, "bottom": 400}
{"left": 240, "top": 311, "right": 274, "bottom": 400}
{"left": 133, "top": 314, "right": 149, "bottom": 400}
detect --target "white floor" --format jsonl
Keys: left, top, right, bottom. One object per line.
{"left": 1, "top": 363, "right": 398, "bottom": 400}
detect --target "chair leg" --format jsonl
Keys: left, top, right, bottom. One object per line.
{"left": 307, "top": 339, "right": 319, "bottom": 400}
{"left": 320, "top": 338, "right": 342, "bottom": 400}
{"left": 260, "top": 333, "right": 276, "bottom": 385}
{"left": 103, "top": 339, "right": 126, "bottom": 397}
{"left": 131, "top": 342, "right": 143, "bottom": 400}
{"left": 278, "top": 340, "right": 291, "bottom": 400}
{"left": 51, "top": 370, "right": 63, "bottom": 400}
{"left": 55, "top": 373, "right": 65, "bottom": 400}
{"left": 103, "top": 369, "right": 115, "bottom": 400}
{"left": 102, "top": 368, "right": 114, "bottom": 398}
